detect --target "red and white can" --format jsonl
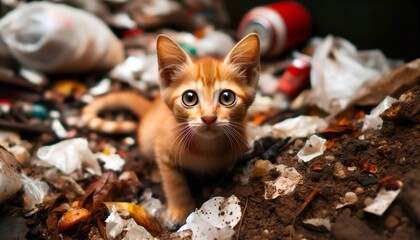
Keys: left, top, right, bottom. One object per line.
{"left": 238, "top": 1, "right": 311, "bottom": 57}
{"left": 277, "top": 52, "right": 311, "bottom": 98}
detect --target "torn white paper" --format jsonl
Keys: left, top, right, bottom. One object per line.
{"left": 264, "top": 164, "right": 303, "bottom": 199}
{"left": 362, "top": 96, "right": 397, "bottom": 131}
{"left": 364, "top": 181, "right": 403, "bottom": 216}
{"left": 97, "top": 153, "right": 125, "bottom": 171}
{"left": 178, "top": 195, "right": 242, "bottom": 240}
{"left": 105, "top": 205, "right": 154, "bottom": 240}
{"left": 297, "top": 135, "right": 327, "bottom": 162}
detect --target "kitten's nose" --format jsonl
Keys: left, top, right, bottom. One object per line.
{"left": 201, "top": 116, "right": 217, "bottom": 125}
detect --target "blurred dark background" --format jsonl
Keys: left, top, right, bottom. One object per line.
{"left": 224, "top": 0, "right": 420, "bottom": 61}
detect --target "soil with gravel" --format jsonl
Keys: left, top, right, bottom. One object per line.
{"left": 1, "top": 79, "right": 419, "bottom": 240}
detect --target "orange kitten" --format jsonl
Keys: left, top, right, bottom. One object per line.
{"left": 82, "top": 33, "right": 260, "bottom": 224}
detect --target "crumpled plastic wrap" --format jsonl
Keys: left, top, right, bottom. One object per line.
{"left": 105, "top": 205, "right": 154, "bottom": 240}
{"left": 0, "top": 2, "right": 124, "bottom": 72}
{"left": 37, "top": 138, "right": 101, "bottom": 175}
{"left": 362, "top": 96, "right": 397, "bottom": 131}
{"left": 309, "top": 35, "right": 392, "bottom": 114}
{"left": 21, "top": 174, "right": 49, "bottom": 209}
{"left": 297, "top": 135, "right": 327, "bottom": 162}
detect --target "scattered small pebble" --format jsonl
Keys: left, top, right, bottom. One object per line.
{"left": 324, "top": 155, "right": 335, "bottom": 162}
{"left": 355, "top": 187, "right": 365, "bottom": 196}
{"left": 364, "top": 197, "right": 374, "bottom": 206}
{"left": 336, "top": 192, "right": 358, "bottom": 209}
{"left": 347, "top": 166, "right": 357, "bottom": 172}
{"left": 358, "top": 176, "right": 379, "bottom": 186}
{"left": 384, "top": 215, "right": 400, "bottom": 229}
{"left": 333, "top": 162, "right": 346, "bottom": 179}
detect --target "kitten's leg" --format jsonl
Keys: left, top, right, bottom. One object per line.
{"left": 155, "top": 147, "right": 195, "bottom": 224}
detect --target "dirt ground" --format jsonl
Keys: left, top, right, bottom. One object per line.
{"left": 0, "top": 81, "right": 419, "bottom": 240}
{"left": 157, "top": 86, "right": 420, "bottom": 239}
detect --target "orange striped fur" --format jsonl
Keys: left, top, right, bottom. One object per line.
{"left": 81, "top": 33, "right": 260, "bottom": 224}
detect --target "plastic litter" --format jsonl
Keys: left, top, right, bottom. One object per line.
{"left": 89, "top": 78, "right": 112, "bottom": 96}
{"left": 263, "top": 164, "right": 303, "bottom": 199}
{"left": 36, "top": 138, "right": 101, "bottom": 175}
{"left": 364, "top": 180, "right": 403, "bottom": 216}
{"left": 97, "top": 153, "right": 125, "bottom": 172}
{"left": 309, "top": 35, "right": 392, "bottom": 114}
{"left": 302, "top": 218, "right": 331, "bottom": 232}
{"left": 178, "top": 195, "right": 242, "bottom": 240}
{"left": 0, "top": 2, "right": 124, "bottom": 72}
{"left": 272, "top": 115, "right": 328, "bottom": 139}
{"left": 195, "top": 30, "right": 235, "bottom": 58}
{"left": 0, "top": 146, "right": 22, "bottom": 203}
{"left": 109, "top": 54, "right": 159, "bottom": 91}
{"left": 297, "top": 135, "right": 327, "bottom": 162}
{"left": 104, "top": 202, "right": 161, "bottom": 233}
{"left": 362, "top": 96, "right": 397, "bottom": 132}
{"left": 140, "top": 189, "right": 174, "bottom": 230}
{"left": 105, "top": 205, "right": 154, "bottom": 240}
{"left": 21, "top": 173, "right": 49, "bottom": 209}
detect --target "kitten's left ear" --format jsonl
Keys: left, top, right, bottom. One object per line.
{"left": 157, "top": 34, "right": 192, "bottom": 88}
{"left": 224, "top": 33, "right": 260, "bottom": 87}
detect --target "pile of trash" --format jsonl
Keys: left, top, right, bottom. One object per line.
{"left": 0, "top": 1, "right": 419, "bottom": 239}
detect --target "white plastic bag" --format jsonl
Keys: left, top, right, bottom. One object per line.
{"left": 0, "top": 2, "right": 124, "bottom": 72}
{"left": 37, "top": 138, "right": 101, "bottom": 175}
{"left": 310, "top": 35, "right": 391, "bottom": 114}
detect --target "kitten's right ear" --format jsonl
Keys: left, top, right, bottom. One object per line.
{"left": 156, "top": 34, "right": 192, "bottom": 88}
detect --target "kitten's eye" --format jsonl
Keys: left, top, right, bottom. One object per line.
{"left": 219, "top": 90, "right": 236, "bottom": 106}
{"left": 182, "top": 91, "right": 198, "bottom": 106}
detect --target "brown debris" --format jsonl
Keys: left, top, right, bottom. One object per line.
{"left": 381, "top": 85, "right": 420, "bottom": 123}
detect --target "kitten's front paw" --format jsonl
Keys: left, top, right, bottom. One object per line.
{"left": 167, "top": 203, "right": 195, "bottom": 226}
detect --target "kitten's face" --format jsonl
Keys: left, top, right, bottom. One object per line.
{"left": 157, "top": 33, "right": 260, "bottom": 138}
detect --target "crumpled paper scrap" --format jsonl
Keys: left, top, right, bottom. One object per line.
{"left": 297, "top": 135, "right": 327, "bottom": 162}
{"left": 177, "top": 195, "right": 242, "bottom": 240}
{"left": 364, "top": 181, "right": 403, "bottom": 216}
{"left": 362, "top": 96, "right": 397, "bottom": 131}
{"left": 263, "top": 164, "right": 303, "bottom": 200}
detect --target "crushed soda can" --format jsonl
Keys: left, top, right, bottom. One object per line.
{"left": 238, "top": 1, "right": 311, "bottom": 57}
{"left": 277, "top": 52, "right": 311, "bottom": 98}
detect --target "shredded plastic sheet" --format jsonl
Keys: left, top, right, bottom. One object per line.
{"left": 263, "top": 164, "right": 303, "bottom": 199}
{"left": 21, "top": 174, "right": 49, "bottom": 209}
{"left": 105, "top": 205, "right": 154, "bottom": 240}
{"left": 37, "top": 138, "right": 101, "bottom": 175}
{"left": 0, "top": 1, "right": 124, "bottom": 72}
{"left": 302, "top": 218, "right": 331, "bottom": 232}
{"left": 272, "top": 116, "right": 328, "bottom": 138}
{"left": 297, "top": 135, "right": 327, "bottom": 162}
{"left": 97, "top": 153, "right": 125, "bottom": 171}
{"left": 362, "top": 96, "right": 397, "bottom": 131}
{"left": 364, "top": 181, "right": 403, "bottom": 216}
{"left": 309, "top": 35, "right": 392, "bottom": 114}
{"left": 178, "top": 195, "right": 242, "bottom": 240}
